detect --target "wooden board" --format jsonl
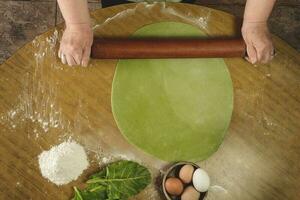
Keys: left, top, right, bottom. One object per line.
{"left": 0, "top": 3, "right": 299, "bottom": 200}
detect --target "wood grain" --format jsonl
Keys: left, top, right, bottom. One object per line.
{"left": 0, "top": 3, "right": 299, "bottom": 200}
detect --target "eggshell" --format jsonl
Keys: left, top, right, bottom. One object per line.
{"left": 181, "top": 186, "right": 201, "bottom": 200}
{"left": 165, "top": 177, "right": 184, "bottom": 196}
{"left": 192, "top": 168, "right": 210, "bottom": 192}
{"left": 179, "top": 164, "right": 195, "bottom": 184}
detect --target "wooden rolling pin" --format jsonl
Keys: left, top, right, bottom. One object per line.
{"left": 91, "top": 38, "right": 246, "bottom": 59}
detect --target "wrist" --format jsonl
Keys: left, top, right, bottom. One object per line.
{"left": 66, "top": 22, "right": 92, "bottom": 32}
{"left": 242, "top": 20, "right": 268, "bottom": 30}
{"left": 243, "top": 19, "right": 267, "bottom": 24}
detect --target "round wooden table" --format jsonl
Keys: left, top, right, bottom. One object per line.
{"left": 0, "top": 3, "right": 299, "bottom": 200}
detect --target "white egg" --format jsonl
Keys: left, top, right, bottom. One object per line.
{"left": 192, "top": 168, "right": 210, "bottom": 192}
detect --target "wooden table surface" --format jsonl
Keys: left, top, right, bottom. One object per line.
{"left": 0, "top": 3, "right": 299, "bottom": 200}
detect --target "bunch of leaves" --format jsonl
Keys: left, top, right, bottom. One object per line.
{"left": 72, "top": 160, "right": 152, "bottom": 200}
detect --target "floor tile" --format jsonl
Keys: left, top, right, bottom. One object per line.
{"left": 269, "top": 6, "right": 300, "bottom": 51}
{"left": 0, "top": 1, "right": 56, "bottom": 64}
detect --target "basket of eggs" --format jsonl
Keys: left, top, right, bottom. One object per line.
{"left": 162, "top": 162, "right": 210, "bottom": 200}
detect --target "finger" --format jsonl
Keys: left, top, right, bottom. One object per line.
{"left": 269, "top": 47, "right": 276, "bottom": 61}
{"left": 272, "top": 49, "right": 276, "bottom": 56}
{"left": 246, "top": 41, "right": 257, "bottom": 64}
{"left": 73, "top": 50, "right": 83, "bottom": 66}
{"left": 81, "top": 46, "right": 91, "bottom": 67}
{"left": 61, "top": 53, "right": 67, "bottom": 65}
{"left": 259, "top": 44, "right": 273, "bottom": 64}
{"left": 265, "top": 50, "right": 275, "bottom": 63}
{"left": 257, "top": 47, "right": 268, "bottom": 64}
{"left": 58, "top": 49, "right": 61, "bottom": 59}
{"left": 66, "top": 54, "right": 76, "bottom": 66}
{"left": 261, "top": 54, "right": 270, "bottom": 64}
{"left": 245, "top": 56, "right": 251, "bottom": 63}
{"left": 263, "top": 49, "right": 273, "bottom": 64}
{"left": 269, "top": 49, "right": 275, "bottom": 61}
{"left": 58, "top": 44, "right": 64, "bottom": 59}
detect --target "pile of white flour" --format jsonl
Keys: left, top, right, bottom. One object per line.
{"left": 38, "top": 141, "right": 89, "bottom": 185}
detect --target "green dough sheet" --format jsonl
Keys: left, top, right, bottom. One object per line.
{"left": 112, "top": 22, "right": 233, "bottom": 161}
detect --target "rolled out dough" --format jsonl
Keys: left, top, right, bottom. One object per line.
{"left": 112, "top": 22, "right": 233, "bottom": 161}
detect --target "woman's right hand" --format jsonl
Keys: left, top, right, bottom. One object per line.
{"left": 242, "top": 21, "right": 274, "bottom": 64}
{"left": 58, "top": 23, "right": 93, "bottom": 67}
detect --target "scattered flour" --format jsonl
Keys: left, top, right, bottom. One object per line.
{"left": 38, "top": 141, "right": 89, "bottom": 185}
{"left": 209, "top": 185, "right": 228, "bottom": 194}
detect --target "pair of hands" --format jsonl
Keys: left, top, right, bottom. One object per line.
{"left": 58, "top": 22, "right": 274, "bottom": 67}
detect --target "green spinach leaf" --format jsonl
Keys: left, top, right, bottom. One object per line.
{"left": 73, "top": 186, "right": 107, "bottom": 200}
{"left": 72, "top": 160, "right": 151, "bottom": 200}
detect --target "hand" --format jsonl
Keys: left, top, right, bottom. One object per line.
{"left": 242, "top": 21, "right": 275, "bottom": 64}
{"left": 58, "top": 23, "right": 93, "bottom": 67}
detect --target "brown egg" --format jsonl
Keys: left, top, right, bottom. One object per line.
{"left": 181, "top": 186, "right": 201, "bottom": 200}
{"left": 179, "top": 164, "right": 195, "bottom": 184}
{"left": 165, "top": 177, "right": 184, "bottom": 196}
